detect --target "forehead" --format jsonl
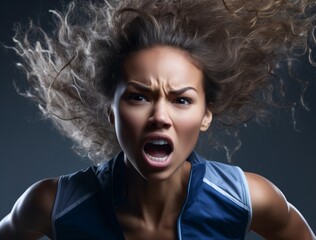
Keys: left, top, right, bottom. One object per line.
{"left": 122, "top": 46, "right": 203, "bottom": 89}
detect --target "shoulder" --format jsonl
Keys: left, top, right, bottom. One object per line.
{"left": 245, "top": 173, "right": 289, "bottom": 226}
{"left": 245, "top": 172, "right": 315, "bottom": 239}
{"left": 0, "top": 178, "right": 58, "bottom": 239}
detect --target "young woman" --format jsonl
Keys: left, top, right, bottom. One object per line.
{"left": 0, "top": 0, "right": 315, "bottom": 239}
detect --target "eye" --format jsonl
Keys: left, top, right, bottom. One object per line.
{"left": 126, "top": 93, "right": 148, "bottom": 102}
{"left": 173, "top": 97, "right": 192, "bottom": 105}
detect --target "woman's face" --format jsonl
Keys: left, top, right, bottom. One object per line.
{"left": 111, "top": 46, "right": 212, "bottom": 181}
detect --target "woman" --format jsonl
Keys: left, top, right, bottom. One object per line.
{"left": 0, "top": 0, "right": 315, "bottom": 239}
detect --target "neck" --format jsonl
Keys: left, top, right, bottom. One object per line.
{"left": 119, "top": 160, "right": 191, "bottom": 227}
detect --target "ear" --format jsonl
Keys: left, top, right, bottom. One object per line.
{"left": 107, "top": 105, "right": 115, "bottom": 125}
{"left": 200, "top": 108, "right": 212, "bottom": 132}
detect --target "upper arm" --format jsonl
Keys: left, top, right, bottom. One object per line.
{"left": 245, "top": 172, "right": 315, "bottom": 240}
{"left": 0, "top": 178, "right": 58, "bottom": 240}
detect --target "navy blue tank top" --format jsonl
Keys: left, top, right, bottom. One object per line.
{"left": 52, "top": 152, "right": 252, "bottom": 239}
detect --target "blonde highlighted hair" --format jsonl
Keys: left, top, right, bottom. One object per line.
{"left": 12, "top": 0, "right": 316, "bottom": 163}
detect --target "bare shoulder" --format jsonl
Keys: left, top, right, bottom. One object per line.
{"left": 0, "top": 178, "right": 58, "bottom": 239}
{"left": 245, "top": 172, "right": 315, "bottom": 240}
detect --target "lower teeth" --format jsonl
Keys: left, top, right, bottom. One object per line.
{"left": 146, "top": 153, "right": 168, "bottom": 162}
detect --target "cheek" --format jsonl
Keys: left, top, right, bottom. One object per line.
{"left": 173, "top": 112, "right": 204, "bottom": 144}
{"left": 115, "top": 104, "right": 147, "bottom": 140}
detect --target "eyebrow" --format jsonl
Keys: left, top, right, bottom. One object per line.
{"left": 125, "top": 81, "right": 198, "bottom": 94}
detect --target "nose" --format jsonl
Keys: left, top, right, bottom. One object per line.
{"left": 147, "top": 100, "right": 172, "bottom": 129}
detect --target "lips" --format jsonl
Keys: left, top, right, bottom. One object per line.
{"left": 143, "top": 136, "right": 173, "bottom": 162}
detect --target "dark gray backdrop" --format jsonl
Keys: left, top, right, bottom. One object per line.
{"left": 0, "top": 1, "right": 315, "bottom": 239}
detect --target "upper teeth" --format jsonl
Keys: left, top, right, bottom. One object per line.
{"left": 149, "top": 139, "right": 168, "bottom": 145}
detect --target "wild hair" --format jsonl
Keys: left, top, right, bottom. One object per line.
{"left": 11, "top": 0, "right": 316, "bottom": 163}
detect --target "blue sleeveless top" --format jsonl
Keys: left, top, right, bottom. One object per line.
{"left": 52, "top": 152, "right": 252, "bottom": 239}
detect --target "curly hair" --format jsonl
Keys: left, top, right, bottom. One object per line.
{"left": 11, "top": 0, "right": 316, "bottom": 163}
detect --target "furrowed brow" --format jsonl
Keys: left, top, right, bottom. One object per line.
{"left": 125, "top": 81, "right": 151, "bottom": 92}
{"left": 169, "top": 87, "right": 197, "bottom": 95}
{"left": 125, "top": 81, "right": 197, "bottom": 95}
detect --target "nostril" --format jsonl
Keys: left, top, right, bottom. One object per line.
{"left": 147, "top": 116, "right": 172, "bottom": 129}
{"left": 149, "top": 105, "right": 172, "bottom": 128}
{"left": 147, "top": 120, "right": 171, "bottom": 129}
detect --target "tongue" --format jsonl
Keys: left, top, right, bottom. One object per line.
{"left": 144, "top": 143, "right": 171, "bottom": 158}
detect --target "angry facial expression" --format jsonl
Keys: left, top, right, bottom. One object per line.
{"left": 111, "top": 46, "right": 212, "bottom": 181}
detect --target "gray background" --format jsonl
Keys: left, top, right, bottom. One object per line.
{"left": 0, "top": 1, "right": 315, "bottom": 239}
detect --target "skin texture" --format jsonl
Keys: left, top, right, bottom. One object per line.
{"left": 0, "top": 46, "right": 315, "bottom": 240}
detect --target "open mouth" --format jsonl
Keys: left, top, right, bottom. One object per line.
{"left": 143, "top": 139, "right": 173, "bottom": 162}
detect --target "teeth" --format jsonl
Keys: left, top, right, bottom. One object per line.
{"left": 148, "top": 139, "right": 168, "bottom": 145}
{"left": 145, "top": 153, "right": 168, "bottom": 162}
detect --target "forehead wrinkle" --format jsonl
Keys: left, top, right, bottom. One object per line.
{"left": 123, "top": 46, "right": 203, "bottom": 96}
{"left": 127, "top": 72, "right": 173, "bottom": 94}
{"left": 150, "top": 75, "right": 186, "bottom": 97}
{"left": 126, "top": 75, "right": 199, "bottom": 97}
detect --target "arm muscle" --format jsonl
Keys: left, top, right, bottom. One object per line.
{"left": 0, "top": 178, "right": 58, "bottom": 239}
{"left": 246, "top": 173, "right": 315, "bottom": 240}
